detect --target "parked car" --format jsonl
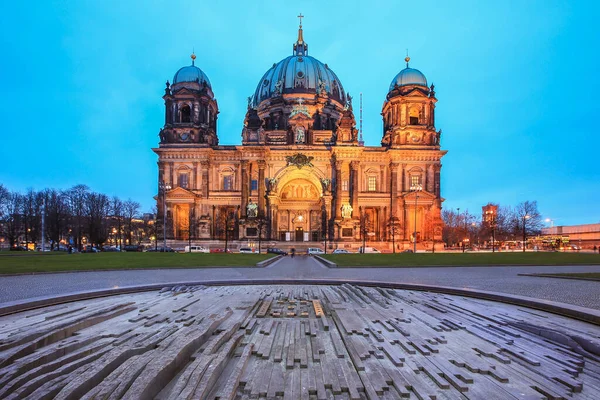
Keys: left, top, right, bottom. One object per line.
{"left": 81, "top": 246, "right": 100, "bottom": 253}
{"left": 267, "top": 248, "right": 288, "bottom": 256}
{"left": 307, "top": 247, "right": 325, "bottom": 255}
{"left": 402, "top": 249, "right": 414, "bottom": 253}
{"left": 10, "top": 246, "right": 28, "bottom": 251}
{"left": 184, "top": 245, "right": 210, "bottom": 253}
{"left": 332, "top": 249, "right": 352, "bottom": 254}
{"left": 239, "top": 247, "right": 256, "bottom": 254}
{"left": 147, "top": 247, "right": 175, "bottom": 252}
{"left": 123, "top": 245, "right": 144, "bottom": 252}
{"left": 103, "top": 246, "right": 121, "bottom": 252}
{"left": 358, "top": 246, "right": 381, "bottom": 254}
{"left": 210, "top": 248, "right": 233, "bottom": 253}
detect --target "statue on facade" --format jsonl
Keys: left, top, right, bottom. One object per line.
{"left": 274, "top": 79, "right": 283, "bottom": 95}
{"left": 318, "top": 79, "right": 326, "bottom": 94}
{"left": 246, "top": 200, "right": 258, "bottom": 218}
{"left": 341, "top": 204, "right": 353, "bottom": 219}
{"left": 295, "top": 126, "right": 306, "bottom": 143}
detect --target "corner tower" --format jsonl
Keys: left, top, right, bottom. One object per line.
{"left": 159, "top": 54, "right": 219, "bottom": 147}
{"left": 381, "top": 56, "right": 440, "bottom": 148}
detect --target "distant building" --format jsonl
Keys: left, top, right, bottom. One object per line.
{"left": 482, "top": 203, "right": 498, "bottom": 225}
{"left": 542, "top": 223, "right": 600, "bottom": 249}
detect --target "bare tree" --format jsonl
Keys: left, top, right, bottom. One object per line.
{"left": 514, "top": 201, "right": 543, "bottom": 251}
{"left": 111, "top": 196, "right": 124, "bottom": 249}
{"left": 43, "top": 189, "right": 69, "bottom": 250}
{"left": 0, "top": 184, "right": 9, "bottom": 247}
{"left": 387, "top": 216, "right": 402, "bottom": 253}
{"left": 123, "top": 199, "right": 141, "bottom": 245}
{"left": 86, "top": 192, "right": 111, "bottom": 247}
{"left": 67, "top": 184, "right": 90, "bottom": 250}
{"left": 1, "top": 191, "right": 22, "bottom": 248}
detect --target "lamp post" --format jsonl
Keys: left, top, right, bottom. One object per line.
{"left": 410, "top": 185, "right": 422, "bottom": 253}
{"left": 159, "top": 182, "right": 171, "bottom": 251}
{"left": 522, "top": 214, "right": 530, "bottom": 253}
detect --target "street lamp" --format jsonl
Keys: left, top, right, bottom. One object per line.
{"left": 522, "top": 214, "right": 530, "bottom": 253}
{"left": 545, "top": 218, "right": 554, "bottom": 228}
{"left": 410, "top": 185, "right": 422, "bottom": 253}
{"left": 159, "top": 182, "right": 171, "bottom": 251}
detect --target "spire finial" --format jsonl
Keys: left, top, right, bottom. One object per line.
{"left": 293, "top": 14, "right": 308, "bottom": 56}
{"left": 405, "top": 49, "right": 410, "bottom": 68}
{"left": 191, "top": 50, "right": 196, "bottom": 66}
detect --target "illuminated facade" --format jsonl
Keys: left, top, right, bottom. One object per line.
{"left": 153, "top": 21, "right": 447, "bottom": 250}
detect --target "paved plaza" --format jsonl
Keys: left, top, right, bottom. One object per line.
{"left": 1, "top": 284, "right": 599, "bottom": 399}
{"left": 1, "top": 256, "right": 600, "bottom": 309}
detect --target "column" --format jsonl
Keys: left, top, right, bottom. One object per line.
{"left": 335, "top": 159, "right": 343, "bottom": 219}
{"left": 382, "top": 206, "right": 387, "bottom": 242}
{"left": 401, "top": 163, "right": 406, "bottom": 192}
{"left": 241, "top": 160, "right": 249, "bottom": 216}
{"left": 390, "top": 162, "right": 399, "bottom": 218}
{"left": 427, "top": 164, "right": 434, "bottom": 193}
{"left": 171, "top": 162, "right": 176, "bottom": 187}
{"left": 272, "top": 207, "right": 278, "bottom": 239}
{"left": 257, "top": 161, "right": 266, "bottom": 216}
{"left": 435, "top": 164, "right": 441, "bottom": 198}
{"left": 192, "top": 162, "right": 199, "bottom": 190}
{"left": 201, "top": 161, "right": 210, "bottom": 198}
{"left": 350, "top": 161, "right": 359, "bottom": 218}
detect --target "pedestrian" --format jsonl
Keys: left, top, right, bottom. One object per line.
{"left": 291, "top": 248, "right": 295, "bottom": 258}
{"left": 68, "top": 245, "right": 73, "bottom": 254}
{"left": 594, "top": 245, "right": 598, "bottom": 254}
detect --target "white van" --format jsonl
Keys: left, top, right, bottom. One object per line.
{"left": 307, "top": 248, "right": 325, "bottom": 255}
{"left": 184, "top": 245, "right": 210, "bottom": 253}
{"left": 358, "top": 246, "right": 381, "bottom": 254}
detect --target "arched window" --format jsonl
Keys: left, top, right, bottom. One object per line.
{"left": 220, "top": 167, "right": 235, "bottom": 191}
{"left": 408, "top": 167, "right": 424, "bottom": 190}
{"left": 180, "top": 104, "right": 191, "bottom": 123}
{"left": 365, "top": 168, "right": 379, "bottom": 192}
{"left": 178, "top": 173, "right": 189, "bottom": 189}
{"left": 409, "top": 106, "right": 420, "bottom": 125}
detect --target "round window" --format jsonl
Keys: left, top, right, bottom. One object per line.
{"left": 263, "top": 79, "right": 270, "bottom": 86}
{"left": 296, "top": 71, "right": 304, "bottom": 78}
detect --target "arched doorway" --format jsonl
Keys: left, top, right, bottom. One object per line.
{"left": 276, "top": 178, "right": 322, "bottom": 242}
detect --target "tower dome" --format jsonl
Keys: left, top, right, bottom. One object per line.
{"left": 250, "top": 21, "right": 346, "bottom": 108}
{"left": 172, "top": 54, "right": 212, "bottom": 88}
{"left": 388, "top": 56, "right": 427, "bottom": 92}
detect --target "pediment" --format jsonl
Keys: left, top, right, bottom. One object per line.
{"left": 402, "top": 190, "right": 436, "bottom": 200}
{"left": 166, "top": 187, "right": 198, "bottom": 199}
{"left": 405, "top": 89, "right": 429, "bottom": 97}
{"left": 171, "top": 87, "right": 195, "bottom": 96}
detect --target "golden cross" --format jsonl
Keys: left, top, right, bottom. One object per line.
{"left": 298, "top": 13, "right": 304, "bottom": 27}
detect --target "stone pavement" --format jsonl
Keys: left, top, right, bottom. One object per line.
{"left": 1, "top": 256, "right": 600, "bottom": 309}
{"left": 1, "top": 284, "right": 600, "bottom": 399}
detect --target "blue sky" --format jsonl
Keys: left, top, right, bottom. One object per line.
{"left": 1, "top": 0, "right": 598, "bottom": 226}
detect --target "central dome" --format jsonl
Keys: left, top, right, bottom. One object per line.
{"left": 251, "top": 24, "right": 346, "bottom": 108}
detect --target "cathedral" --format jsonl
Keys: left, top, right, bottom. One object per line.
{"left": 153, "top": 20, "right": 446, "bottom": 251}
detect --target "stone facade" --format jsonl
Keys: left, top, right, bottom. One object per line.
{"left": 153, "top": 24, "right": 446, "bottom": 250}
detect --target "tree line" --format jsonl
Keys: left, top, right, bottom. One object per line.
{"left": 442, "top": 200, "right": 544, "bottom": 248}
{"left": 0, "top": 184, "right": 152, "bottom": 250}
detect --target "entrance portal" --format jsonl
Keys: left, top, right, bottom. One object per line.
{"left": 295, "top": 227, "right": 304, "bottom": 242}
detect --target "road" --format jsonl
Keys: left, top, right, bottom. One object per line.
{"left": 1, "top": 256, "right": 600, "bottom": 309}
